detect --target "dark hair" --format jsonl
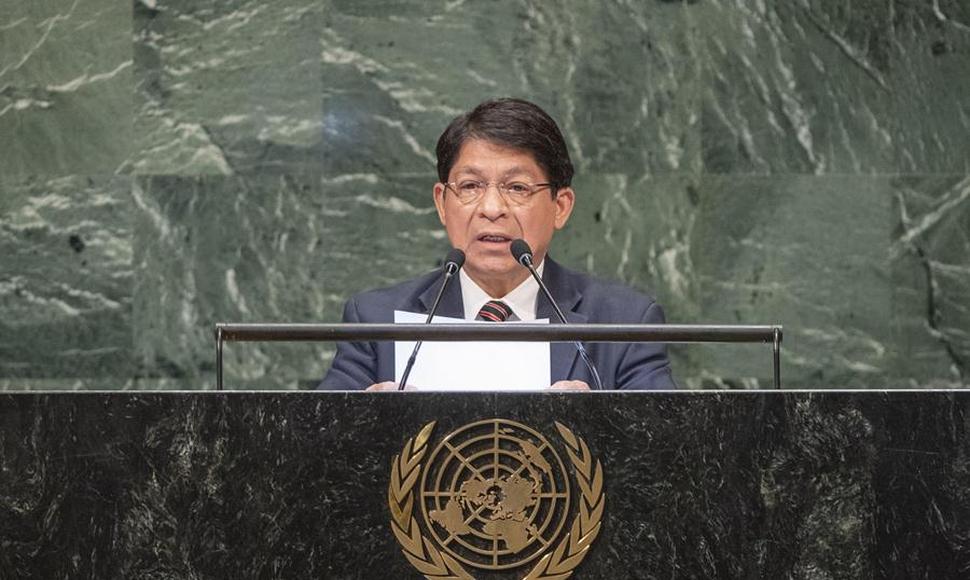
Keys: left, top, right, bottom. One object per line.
{"left": 435, "top": 98, "right": 574, "bottom": 190}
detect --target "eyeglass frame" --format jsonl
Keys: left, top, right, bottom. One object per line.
{"left": 441, "top": 179, "right": 559, "bottom": 206}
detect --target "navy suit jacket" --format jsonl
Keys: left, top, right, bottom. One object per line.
{"left": 318, "top": 258, "right": 676, "bottom": 390}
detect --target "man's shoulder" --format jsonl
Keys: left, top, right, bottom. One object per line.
{"left": 345, "top": 269, "right": 440, "bottom": 319}
{"left": 551, "top": 261, "right": 660, "bottom": 312}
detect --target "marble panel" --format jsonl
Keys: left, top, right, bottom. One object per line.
{"left": 891, "top": 175, "right": 970, "bottom": 386}
{"left": 556, "top": 173, "right": 699, "bottom": 312}
{"left": 317, "top": 173, "right": 449, "bottom": 297}
{"left": 321, "top": 0, "right": 699, "bottom": 180}
{"left": 131, "top": 173, "right": 446, "bottom": 389}
{"left": 0, "top": 0, "right": 967, "bottom": 391}
{"left": 0, "top": 378, "right": 133, "bottom": 390}
{"left": 891, "top": 1, "right": 970, "bottom": 173}
{"left": 126, "top": 0, "right": 323, "bottom": 176}
{"left": 691, "top": 0, "right": 896, "bottom": 174}
{"left": 689, "top": 174, "right": 894, "bottom": 388}
{"left": 0, "top": 0, "right": 133, "bottom": 176}
{"left": 0, "top": 176, "right": 133, "bottom": 380}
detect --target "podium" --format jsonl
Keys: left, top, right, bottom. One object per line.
{"left": 1, "top": 390, "right": 968, "bottom": 578}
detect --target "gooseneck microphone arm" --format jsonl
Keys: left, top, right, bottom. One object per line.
{"left": 398, "top": 248, "right": 465, "bottom": 391}
{"left": 510, "top": 239, "right": 604, "bottom": 390}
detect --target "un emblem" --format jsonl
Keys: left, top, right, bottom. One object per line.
{"left": 388, "top": 419, "right": 605, "bottom": 579}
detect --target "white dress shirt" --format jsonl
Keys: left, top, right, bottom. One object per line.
{"left": 459, "top": 261, "right": 545, "bottom": 321}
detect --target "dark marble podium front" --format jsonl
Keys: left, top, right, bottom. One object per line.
{"left": 1, "top": 391, "right": 968, "bottom": 579}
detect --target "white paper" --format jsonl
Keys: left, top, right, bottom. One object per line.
{"left": 393, "top": 310, "right": 551, "bottom": 391}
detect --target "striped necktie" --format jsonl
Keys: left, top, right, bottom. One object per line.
{"left": 477, "top": 300, "right": 513, "bottom": 322}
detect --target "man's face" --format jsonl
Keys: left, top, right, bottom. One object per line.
{"left": 433, "top": 139, "right": 575, "bottom": 295}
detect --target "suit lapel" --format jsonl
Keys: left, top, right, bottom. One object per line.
{"left": 380, "top": 271, "right": 463, "bottom": 381}
{"left": 538, "top": 258, "right": 586, "bottom": 383}
{"left": 416, "top": 272, "right": 465, "bottom": 320}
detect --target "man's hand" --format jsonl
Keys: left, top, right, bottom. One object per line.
{"left": 365, "top": 381, "right": 399, "bottom": 391}
{"left": 549, "top": 380, "right": 590, "bottom": 391}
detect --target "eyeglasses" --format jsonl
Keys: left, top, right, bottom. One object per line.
{"left": 444, "top": 180, "right": 555, "bottom": 206}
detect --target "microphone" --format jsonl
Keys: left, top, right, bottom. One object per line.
{"left": 510, "top": 239, "right": 604, "bottom": 390}
{"left": 398, "top": 248, "right": 466, "bottom": 390}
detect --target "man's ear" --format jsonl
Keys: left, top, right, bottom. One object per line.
{"left": 433, "top": 183, "right": 447, "bottom": 226}
{"left": 554, "top": 187, "right": 575, "bottom": 229}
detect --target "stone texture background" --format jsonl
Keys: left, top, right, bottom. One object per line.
{"left": 1, "top": 0, "right": 967, "bottom": 389}
{"left": 3, "top": 391, "right": 970, "bottom": 578}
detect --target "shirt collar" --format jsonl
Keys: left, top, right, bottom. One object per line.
{"left": 459, "top": 260, "right": 544, "bottom": 321}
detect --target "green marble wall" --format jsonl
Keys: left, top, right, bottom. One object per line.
{"left": 1, "top": 0, "right": 967, "bottom": 389}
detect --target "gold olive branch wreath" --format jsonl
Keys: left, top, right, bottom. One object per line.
{"left": 387, "top": 421, "right": 605, "bottom": 580}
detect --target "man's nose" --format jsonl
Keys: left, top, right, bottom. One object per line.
{"left": 478, "top": 183, "right": 509, "bottom": 218}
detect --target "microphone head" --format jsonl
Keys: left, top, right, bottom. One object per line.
{"left": 443, "top": 248, "right": 465, "bottom": 273}
{"left": 510, "top": 238, "right": 533, "bottom": 266}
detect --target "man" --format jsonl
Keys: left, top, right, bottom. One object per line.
{"left": 319, "top": 98, "right": 676, "bottom": 390}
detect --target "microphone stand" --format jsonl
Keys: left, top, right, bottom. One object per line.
{"left": 398, "top": 258, "right": 462, "bottom": 390}
{"left": 513, "top": 241, "right": 604, "bottom": 390}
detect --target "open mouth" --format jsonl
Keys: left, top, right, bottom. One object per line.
{"left": 477, "top": 234, "right": 512, "bottom": 244}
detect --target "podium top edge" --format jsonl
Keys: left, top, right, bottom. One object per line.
{"left": 213, "top": 323, "right": 784, "bottom": 343}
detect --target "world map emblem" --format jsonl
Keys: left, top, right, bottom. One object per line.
{"left": 388, "top": 419, "right": 605, "bottom": 579}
